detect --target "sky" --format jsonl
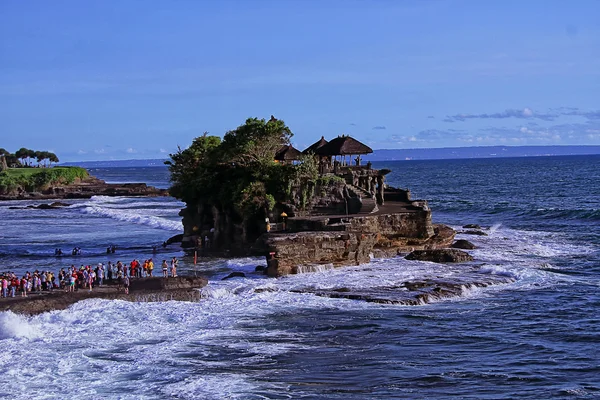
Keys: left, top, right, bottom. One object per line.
{"left": 1, "top": 0, "right": 599, "bottom": 161}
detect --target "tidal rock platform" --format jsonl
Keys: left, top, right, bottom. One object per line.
{"left": 0, "top": 276, "right": 207, "bottom": 315}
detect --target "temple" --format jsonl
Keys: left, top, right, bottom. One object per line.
{"left": 177, "top": 132, "right": 454, "bottom": 276}
{"left": 253, "top": 135, "right": 453, "bottom": 276}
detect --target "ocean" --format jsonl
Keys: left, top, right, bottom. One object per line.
{"left": 1, "top": 155, "right": 599, "bottom": 399}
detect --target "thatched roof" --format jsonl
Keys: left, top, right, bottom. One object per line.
{"left": 275, "top": 145, "right": 302, "bottom": 161}
{"left": 302, "top": 136, "right": 328, "bottom": 154}
{"left": 315, "top": 135, "right": 373, "bottom": 156}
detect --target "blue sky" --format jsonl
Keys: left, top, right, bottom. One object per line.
{"left": 1, "top": 0, "right": 599, "bottom": 161}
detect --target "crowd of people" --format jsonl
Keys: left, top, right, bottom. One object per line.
{"left": 0, "top": 257, "right": 179, "bottom": 299}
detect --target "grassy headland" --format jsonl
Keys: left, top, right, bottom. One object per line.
{"left": 0, "top": 166, "right": 89, "bottom": 194}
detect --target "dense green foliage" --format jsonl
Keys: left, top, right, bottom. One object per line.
{"left": 0, "top": 166, "right": 88, "bottom": 194}
{"left": 0, "top": 147, "right": 59, "bottom": 167}
{"left": 166, "top": 117, "right": 319, "bottom": 226}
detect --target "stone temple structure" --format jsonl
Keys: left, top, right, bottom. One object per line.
{"left": 252, "top": 135, "right": 455, "bottom": 276}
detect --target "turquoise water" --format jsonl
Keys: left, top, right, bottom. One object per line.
{"left": 0, "top": 155, "right": 599, "bottom": 399}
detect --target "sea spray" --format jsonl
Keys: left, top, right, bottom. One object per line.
{"left": 0, "top": 311, "right": 41, "bottom": 340}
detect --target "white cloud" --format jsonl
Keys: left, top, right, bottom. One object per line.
{"left": 77, "top": 149, "right": 87, "bottom": 155}
{"left": 126, "top": 148, "right": 137, "bottom": 154}
{"left": 159, "top": 148, "right": 168, "bottom": 153}
{"left": 522, "top": 107, "right": 533, "bottom": 117}
{"left": 94, "top": 149, "right": 105, "bottom": 154}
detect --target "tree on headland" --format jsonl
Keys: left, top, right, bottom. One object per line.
{"left": 15, "top": 147, "right": 30, "bottom": 166}
{"left": 48, "top": 152, "right": 59, "bottom": 166}
{"left": 4, "top": 148, "right": 59, "bottom": 167}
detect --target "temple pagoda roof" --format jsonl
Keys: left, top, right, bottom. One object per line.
{"left": 275, "top": 144, "right": 303, "bottom": 161}
{"left": 302, "top": 136, "right": 329, "bottom": 154}
{"left": 315, "top": 135, "right": 373, "bottom": 156}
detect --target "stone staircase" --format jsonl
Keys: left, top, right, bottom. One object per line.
{"left": 347, "top": 185, "right": 378, "bottom": 214}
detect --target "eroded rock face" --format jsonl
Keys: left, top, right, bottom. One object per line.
{"left": 405, "top": 249, "right": 474, "bottom": 263}
{"left": 452, "top": 239, "right": 477, "bottom": 249}
{"left": 255, "top": 219, "right": 456, "bottom": 277}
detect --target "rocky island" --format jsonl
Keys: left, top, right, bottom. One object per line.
{"left": 167, "top": 116, "right": 462, "bottom": 277}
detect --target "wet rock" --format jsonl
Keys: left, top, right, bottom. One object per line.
{"left": 462, "top": 224, "right": 481, "bottom": 229}
{"left": 405, "top": 249, "right": 474, "bottom": 263}
{"left": 451, "top": 239, "right": 477, "bottom": 250}
{"left": 255, "top": 265, "right": 266, "bottom": 272}
{"left": 165, "top": 234, "right": 184, "bottom": 245}
{"left": 10, "top": 202, "right": 70, "bottom": 210}
{"left": 221, "top": 272, "right": 246, "bottom": 280}
{"left": 462, "top": 230, "right": 488, "bottom": 236}
{"left": 49, "top": 202, "right": 70, "bottom": 208}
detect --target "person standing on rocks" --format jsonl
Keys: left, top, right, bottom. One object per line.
{"left": 171, "top": 257, "right": 178, "bottom": 277}
{"left": 162, "top": 260, "right": 168, "bottom": 278}
{"left": 123, "top": 274, "right": 130, "bottom": 295}
{"left": 147, "top": 259, "right": 154, "bottom": 277}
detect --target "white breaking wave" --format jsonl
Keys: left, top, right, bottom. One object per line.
{"left": 81, "top": 205, "right": 183, "bottom": 231}
{"left": 0, "top": 311, "right": 41, "bottom": 340}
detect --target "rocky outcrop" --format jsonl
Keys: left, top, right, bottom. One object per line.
{"left": 405, "top": 249, "right": 474, "bottom": 263}
{"left": 0, "top": 176, "right": 168, "bottom": 201}
{"left": 8, "top": 201, "right": 71, "bottom": 210}
{"left": 287, "top": 271, "right": 515, "bottom": 305}
{"left": 255, "top": 214, "right": 456, "bottom": 277}
{"left": 0, "top": 276, "right": 207, "bottom": 315}
{"left": 452, "top": 239, "right": 477, "bottom": 249}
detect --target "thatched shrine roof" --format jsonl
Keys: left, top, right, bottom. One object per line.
{"left": 275, "top": 145, "right": 303, "bottom": 161}
{"left": 315, "top": 135, "right": 373, "bottom": 156}
{"left": 302, "top": 136, "right": 329, "bottom": 154}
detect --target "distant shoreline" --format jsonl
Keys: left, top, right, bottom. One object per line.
{"left": 60, "top": 146, "right": 600, "bottom": 167}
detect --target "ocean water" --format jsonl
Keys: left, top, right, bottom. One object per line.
{"left": 0, "top": 155, "right": 599, "bottom": 399}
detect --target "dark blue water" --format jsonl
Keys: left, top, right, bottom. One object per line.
{"left": 0, "top": 155, "right": 598, "bottom": 399}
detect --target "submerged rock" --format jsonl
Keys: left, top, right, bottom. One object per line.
{"left": 462, "top": 230, "right": 488, "bottom": 236}
{"left": 405, "top": 249, "right": 474, "bottom": 263}
{"left": 462, "top": 224, "right": 481, "bottom": 229}
{"left": 451, "top": 239, "right": 477, "bottom": 249}
{"left": 222, "top": 272, "right": 246, "bottom": 280}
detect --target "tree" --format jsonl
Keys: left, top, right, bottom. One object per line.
{"left": 15, "top": 147, "right": 30, "bottom": 166}
{"left": 35, "top": 151, "right": 45, "bottom": 166}
{"left": 48, "top": 153, "right": 59, "bottom": 166}
{"left": 167, "top": 117, "right": 298, "bottom": 245}
{"left": 220, "top": 117, "right": 292, "bottom": 168}
{"left": 27, "top": 149, "right": 37, "bottom": 166}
